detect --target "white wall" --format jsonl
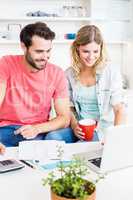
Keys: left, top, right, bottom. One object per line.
{"left": 0, "top": 43, "right": 72, "bottom": 70}
{"left": 0, "top": 0, "right": 133, "bottom": 77}
{"left": 122, "top": 42, "right": 133, "bottom": 89}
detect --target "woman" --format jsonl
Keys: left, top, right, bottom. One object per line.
{"left": 0, "top": 143, "right": 5, "bottom": 154}
{"left": 65, "top": 25, "right": 124, "bottom": 142}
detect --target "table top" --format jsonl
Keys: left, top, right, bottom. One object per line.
{"left": 0, "top": 146, "right": 133, "bottom": 200}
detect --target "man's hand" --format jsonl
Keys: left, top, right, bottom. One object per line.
{"left": 0, "top": 143, "right": 6, "bottom": 154}
{"left": 14, "top": 125, "right": 40, "bottom": 139}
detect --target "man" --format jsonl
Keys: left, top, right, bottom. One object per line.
{"left": 0, "top": 22, "right": 71, "bottom": 147}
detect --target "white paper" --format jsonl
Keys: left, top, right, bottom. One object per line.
{"left": 18, "top": 140, "right": 101, "bottom": 164}
{"left": 18, "top": 140, "right": 65, "bottom": 163}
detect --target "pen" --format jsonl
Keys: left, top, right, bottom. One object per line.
{"left": 20, "top": 160, "right": 36, "bottom": 169}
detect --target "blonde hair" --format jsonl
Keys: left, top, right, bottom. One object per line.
{"left": 71, "top": 25, "right": 108, "bottom": 79}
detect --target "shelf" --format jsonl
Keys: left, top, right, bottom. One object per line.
{"left": 105, "top": 40, "right": 129, "bottom": 45}
{"left": 0, "top": 39, "right": 129, "bottom": 45}
{"left": 0, "top": 39, "right": 73, "bottom": 45}
{"left": 0, "top": 17, "right": 130, "bottom": 22}
{"left": 0, "top": 0, "right": 132, "bottom": 77}
{"left": 54, "top": 40, "right": 73, "bottom": 44}
{"left": 0, "top": 39, "right": 19, "bottom": 44}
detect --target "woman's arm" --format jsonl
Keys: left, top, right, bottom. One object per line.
{"left": 70, "top": 107, "right": 85, "bottom": 140}
{"left": 113, "top": 103, "right": 125, "bottom": 125}
{"left": 70, "top": 107, "right": 78, "bottom": 129}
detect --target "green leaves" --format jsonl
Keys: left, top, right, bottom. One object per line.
{"left": 42, "top": 146, "right": 96, "bottom": 200}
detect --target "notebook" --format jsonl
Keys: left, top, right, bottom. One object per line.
{"left": 76, "top": 125, "right": 133, "bottom": 174}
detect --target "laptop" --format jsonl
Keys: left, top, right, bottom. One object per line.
{"left": 76, "top": 125, "right": 133, "bottom": 174}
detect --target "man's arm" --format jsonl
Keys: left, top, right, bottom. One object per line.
{"left": 15, "top": 98, "right": 71, "bottom": 139}
{"left": 0, "top": 80, "right": 7, "bottom": 153}
{"left": 0, "top": 143, "right": 6, "bottom": 154}
{"left": 37, "top": 97, "right": 70, "bottom": 132}
{"left": 0, "top": 80, "right": 6, "bottom": 107}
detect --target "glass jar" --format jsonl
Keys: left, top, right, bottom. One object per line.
{"left": 71, "top": 6, "right": 78, "bottom": 17}
{"left": 77, "top": 6, "right": 86, "bottom": 17}
{"left": 62, "top": 6, "right": 69, "bottom": 17}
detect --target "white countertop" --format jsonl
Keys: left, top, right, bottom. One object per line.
{"left": 0, "top": 146, "right": 133, "bottom": 200}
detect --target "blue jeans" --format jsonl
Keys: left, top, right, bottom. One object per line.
{"left": 44, "top": 127, "right": 99, "bottom": 142}
{"left": 0, "top": 126, "right": 99, "bottom": 147}
{"left": 0, "top": 125, "right": 44, "bottom": 147}
{"left": 44, "top": 127, "right": 78, "bottom": 143}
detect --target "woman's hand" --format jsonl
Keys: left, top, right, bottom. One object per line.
{"left": 0, "top": 143, "right": 6, "bottom": 154}
{"left": 73, "top": 124, "right": 85, "bottom": 140}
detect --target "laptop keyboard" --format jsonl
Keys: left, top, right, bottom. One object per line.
{"left": 88, "top": 157, "right": 102, "bottom": 167}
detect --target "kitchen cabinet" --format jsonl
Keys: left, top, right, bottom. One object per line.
{"left": 0, "top": 0, "right": 132, "bottom": 74}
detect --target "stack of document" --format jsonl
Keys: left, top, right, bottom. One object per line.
{"left": 18, "top": 140, "right": 101, "bottom": 165}
{"left": 19, "top": 140, "right": 65, "bottom": 163}
{"left": 0, "top": 141, "right": 101, "bottom": 170}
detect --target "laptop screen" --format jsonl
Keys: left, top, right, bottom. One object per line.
{"left": 88, "top": 157, "right": 102, "bottom": 168}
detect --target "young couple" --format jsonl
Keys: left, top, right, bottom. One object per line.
{"left": 0, "top": 22, "right": 124, "bottom": 149}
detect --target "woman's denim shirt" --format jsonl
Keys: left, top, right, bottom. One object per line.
{"left": 65, "top": 64, "right": 124, "bottom": 130}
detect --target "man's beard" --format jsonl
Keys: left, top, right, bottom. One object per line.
{"left": 25, "top": 52, "right": 47, "bottom": 71}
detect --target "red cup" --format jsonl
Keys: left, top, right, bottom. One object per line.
{"left": 78, "top": 119, "right": 97, "bottom": 141}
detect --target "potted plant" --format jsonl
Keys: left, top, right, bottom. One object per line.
{"left": 43, "top": 146, "right": 101, "bottom": 200}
